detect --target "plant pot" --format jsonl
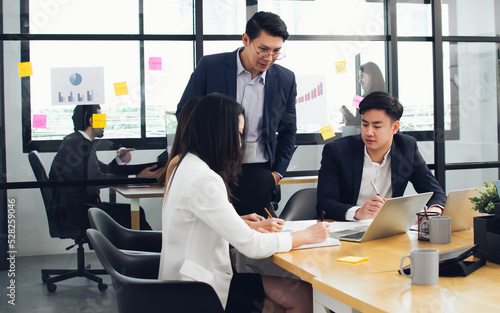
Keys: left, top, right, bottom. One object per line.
{"left": 473, "top": 215, "right": 500, "bottom": 264}
{"left": 495, "top": 202, "right": 500, "bottom": 218}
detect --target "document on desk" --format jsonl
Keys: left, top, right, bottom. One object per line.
{"left": 282, "top": 220, "right": 341, "bottom": 250}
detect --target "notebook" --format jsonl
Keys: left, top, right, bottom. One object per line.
{"left": 330, "top": 192, "right": 433, "bottom": 243}
{"left": 443, "top": 188, "right": 481, "bottom": 232}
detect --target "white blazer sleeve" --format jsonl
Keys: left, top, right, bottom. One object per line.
{"left": 187, "top": 174, "right": 292, "bottom": 258}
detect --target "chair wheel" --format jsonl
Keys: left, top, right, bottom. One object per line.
{"left": 42, "top": 274, "right": 50, "bottom": 283}
{"left": 47, "top": 283, "right": 57, "bottom": 292}
{"left": 98, "top": 283, "right": 108, "bottom": 292}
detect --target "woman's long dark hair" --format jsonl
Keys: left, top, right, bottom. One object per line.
{"left": 179, "top": 93, "right": 245, "bottom": 189}
{"left": 157, "top": 96, "right": 202, "bottom": 185}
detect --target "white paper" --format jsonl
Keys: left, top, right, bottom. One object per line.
{"left": 292, "top": 237, "right": 340, "bottom": 250}
{"left": 281, "top": 220, "right": 341, "bottom": 250}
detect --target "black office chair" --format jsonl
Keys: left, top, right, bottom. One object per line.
{"left": 279, "top": 188, "right": 319, "bottom": 221}
{"left": 88, "top": 207, "right": 162, "bottom": 253}
{"left": 28, "top": 150, "right": 108, "bottom": 292}
{"left": 86, "top": 229, "right": 225, "bottom": 313}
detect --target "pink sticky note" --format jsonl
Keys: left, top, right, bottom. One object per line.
{"left": 33, "top": 114, "right": 47, "bottom": 129}
{"left": 352, "top": 95, "right": 364, "bottom": 109}
{"left": 149, "top": 57, "right": 162, "bottom": 70}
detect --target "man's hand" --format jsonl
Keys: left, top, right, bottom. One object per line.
{"left": 354, "top": 195, "right": 386, "bottom": 220}
{"left": 137, "top": 164, "right": 163, "bottom": 178}
{"left": 271, "top": 172, "right": 281, "bottom": 186}
{"left": 427, "top": 205, "right": 443, "bottom": 215}
{"left": 116, "top": 148, "right": 135, "bottom": 164}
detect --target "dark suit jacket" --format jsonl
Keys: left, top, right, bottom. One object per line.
{"left": 48, "top": 132, "right": 140, "bottom": 224}
{"left": 176, "top": 49, "right": 297, "bottom": 176}
{"left": 317, "top": 134, "right": 447, "bottom": 221}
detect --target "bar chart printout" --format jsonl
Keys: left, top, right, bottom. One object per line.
{"left": 51, "top": 67, "right": 105, "bottom": 105}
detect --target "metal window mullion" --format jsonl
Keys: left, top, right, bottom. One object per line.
{"left": 432, "top": 0, "right": 446, "bottom": 189}
{"left": 139, "top": 0, "right": 146, "bottom": 138}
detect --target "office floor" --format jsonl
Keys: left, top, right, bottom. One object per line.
{"left": 0, "top": 252, "right": 117, "bottom": 313}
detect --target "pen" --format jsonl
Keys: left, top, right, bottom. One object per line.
{"left": 320, "top": 210, "right": 325, "bottom": 222}
{"left": 370, "top": 180, "right": 380, "bottom": 197}
{"left": 264, "top": 207, "right": 273, "bottom": 219}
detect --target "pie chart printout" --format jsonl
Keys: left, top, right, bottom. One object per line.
{"left": 51, "top": 67, "right": 105, "bottom": 105}
{"left": 69, "top": 73, "right": 83, "bottom": 86}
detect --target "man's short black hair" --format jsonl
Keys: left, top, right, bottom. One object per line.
{"left": 245, "top": 11, "right": 289, "bottom": 41}
{"left": 359, "top": 91, "right": 403, "bottom": 122}
{"left": 72, "top": 104, "right": 101, "bottom": 131}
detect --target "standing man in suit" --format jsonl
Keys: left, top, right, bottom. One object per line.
{"left": 177, "top": 11, "right": 297, "bottom": 217}
{"left": 317, "top": 91, "right": 447, "bottom": 221}
{"left": 49, "top": 104, "right": 162, "bottom": 230}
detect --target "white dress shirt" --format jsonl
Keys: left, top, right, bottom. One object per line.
{"left": 345, "top": 147, "right": 392, "bottom": 220}
{"left": 236, "top": 48, "right": 268, "bottom": 164}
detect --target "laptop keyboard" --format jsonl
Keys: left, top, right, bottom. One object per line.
{"left": 339, "top": 231, "right": 366, "bottom": 240}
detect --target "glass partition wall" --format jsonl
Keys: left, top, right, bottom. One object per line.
{"left": 1, "top": 0, "right": 500, "bottom": 259}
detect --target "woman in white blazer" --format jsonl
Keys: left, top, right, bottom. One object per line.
{"left": 158, "top": 93, "right": 329, "bottom": 313}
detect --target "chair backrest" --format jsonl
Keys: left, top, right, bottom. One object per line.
{"left": 88, "top": 207, "right": 162, "bottom": 252}
{"left": 86, "top": 229, "right": 224, "bottom": 313}
{"left": 28, "top": 150, "right": 53, "bottom": 210}
{"left": 279, "top": 188, "right": 318, "bottom": 221}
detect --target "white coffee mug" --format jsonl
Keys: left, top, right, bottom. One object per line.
{"left": 429, "top": 216, "right": 451, "bottom": 244}
{"left": 399, "top": 248, "right": 439, "bottom": 285}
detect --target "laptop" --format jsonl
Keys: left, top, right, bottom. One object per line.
{"left": 443, "top": 188, "right": 481, "bottom": 232}
{"left": 330, "top": 192, "right": 433, "bottom": 243}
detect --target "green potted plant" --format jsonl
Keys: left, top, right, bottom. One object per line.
{"left": 470, "top": 181, "right": 500, "bottom": 264}
{"left": 469, "top": 181, "right": 499, "bottom": 215}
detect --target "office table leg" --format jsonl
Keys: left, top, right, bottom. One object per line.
{"left": 130, "top": 198, "right": 140, "bottom": 230}
{"left": 313, "top": 289, "right": 361, "bottom": 313}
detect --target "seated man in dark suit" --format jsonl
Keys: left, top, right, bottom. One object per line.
{"left": 317, "top": 91, "right": 446, "bottom": 221}
{"left": 49, "top": 104, "right": 162, "bottom": 230}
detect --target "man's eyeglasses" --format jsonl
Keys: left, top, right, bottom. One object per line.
{"left": 252, "top": 42, "right": 286, "bottom": 60}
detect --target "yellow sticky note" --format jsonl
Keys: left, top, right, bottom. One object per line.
{"left": 18, "top": 62, "right": 33, "bottom": 77}
{"left": 92, "top": 114, "right": 106, "bottom": 128}
{"left": 114, "top": 82, "right": 129, "bottom": 96}
{"left": 337, "top": 256, "right": 369, "bottom": 263}
{"left": 320, "top": 125, "right": 336, "bottom": 140}
{"left": 334, "top": 61, "right": 347, "bottom": 74}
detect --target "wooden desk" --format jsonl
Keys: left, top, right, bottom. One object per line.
{"left": 270, "top": 230, "right": 498, "bottom": 313}
{"left": 112, "top": 177, "right": 316, "bottom": 229}
{"left": 313, "top": 262, "right": 500, "bottom": 313}
{"left": 113, "top": 185, "right": 164, "bottom": 230}
{"left": 270, "top": 230, "right": 474, "bottom": 284}
{"left": 278, "top": 176, "right": 318, "bottom": 185}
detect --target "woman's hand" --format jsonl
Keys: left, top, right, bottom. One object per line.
{"left": 291, "top": 222, "right": 330, "bottom": 248}
{"left": 249, "top": 218, "right": 285, "bottom": 233}
{"left": 241, "top": 213, "right": 265, "bottom": 223}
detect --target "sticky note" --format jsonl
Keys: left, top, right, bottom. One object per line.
{"left": 352, "top": 95, "right": 364, "bottom": 109}
{"left": 92, "top": 114, "right": 106, "bottom": 128}
{"left": 149, "top": 57, "right": 162, "bottom": 70}
{"left": 337, "top": 256, "right": 369, "bottom": 263}
{"left": 32, "top": 114, "right": 47, "bottom": 129}
{"left": 320, "top": 125, "right": 336, "bottom": 140}
{"left": 334, "top": 61, "right": 347, "bottom": 74}
{"left": 18, "top": 62, "right": 33, "bottom": 77}
{"left": 114, "top": 82, "right": 129, "bottom": 96}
